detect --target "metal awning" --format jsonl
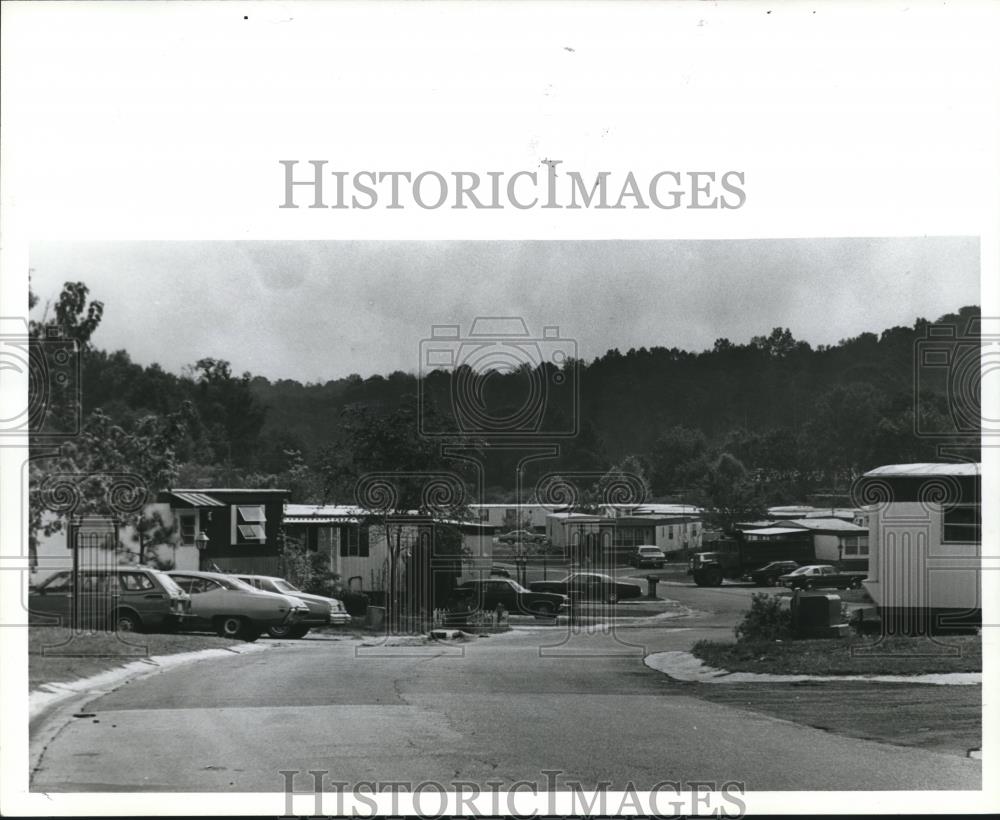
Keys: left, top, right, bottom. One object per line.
{"left": 283, "top": 516, "right": 357, "bottom": 525}
{"left": 168, "top": 491, "right": 225, "bottom": 507}
{"left": 741, "top": 527, "right": 807, "bottom": 536}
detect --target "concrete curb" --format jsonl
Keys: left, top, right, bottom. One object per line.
{"left": 28, "top": 642, "right": 279, "bottom": 779}
{"left": 644, "top": 650, "right": 982, "bottom": 686}
{"left": 29, "top": 643, "right": 273, "bottom": 722}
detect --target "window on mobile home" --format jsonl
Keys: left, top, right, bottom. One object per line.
{"left": 340, "top": 525, "right": 370, "bottom": 557}
{"left": 943, "top": 504, "right": 981, "bottom": 544}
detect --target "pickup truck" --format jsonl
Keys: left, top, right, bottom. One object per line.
{"left": 778, "top": 564, "right": 866, "bottom": 591}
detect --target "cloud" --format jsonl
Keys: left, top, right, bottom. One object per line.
{"left": 28, "top": 237, "right": 979, "bottom": 382}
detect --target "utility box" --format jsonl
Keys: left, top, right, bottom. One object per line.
{"left": 792, "top": 592, "right": 849, "bottom": 638}
{"left": 646, "top": 576, "right": 659, "bottom": 599}
{"left": 366, "top": 606, "right": 386, "bottom": 630}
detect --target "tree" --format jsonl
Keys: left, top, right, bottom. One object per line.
{"left": 696, "top": 453, "right": 765, "bottom": 535}
{"left": 27, "top": 280, "right": 197, "bottom": 568}
{"left": 29, "top": 403, "right": 197, "bottom": 566}
{"left": 322, "top": 402, "right": 476, "bottom": 631}
{"left": 595, "top": 455, "right": 651, "bottom": 509}
{"left": 29, "top": 281, "right": 105, "bottom": 437}
{"left": 750, "top": 327, "right": 809, "bottom": 359}
{"left": 804, "top": 382, "right": 888, "bottom": 484}
{"left": 648, "top": 426, "right": 709, "bottom": 495}
{"left": 190, "top": 357, "right": 268, "bottom": 467}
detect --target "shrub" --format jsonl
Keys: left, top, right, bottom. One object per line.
{"left": 734, "top": 592, "right": 792, "bottom": 642}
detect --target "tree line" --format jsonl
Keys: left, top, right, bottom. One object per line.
{"left": 28, "top": 279, "right": 977, "bottom": 562}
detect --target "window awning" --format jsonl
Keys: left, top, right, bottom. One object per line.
{"left": 284, "top": 516, "right": 357, "bottom": 525}
{"left": 742, "top": 527, "right": 807, "bottom": 536}
{"left": 237, "top": 505, "right": 266, "bottom": 522}
{"left": 167, "top": 491, "right": 225, "bottom": 507}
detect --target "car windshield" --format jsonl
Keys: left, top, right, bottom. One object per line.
{"left": 272, "top": 579, "right": 299, "bottom": 593}
{"left": 215, "top": 575, "right": 255, "bottom": 591}
{"left": 153, "top": 571, "right": 184, "bottom": 596}
{"left": 788, "top": 567, "right": 813, "bottom": 575}
{"left": 39, "top": 572, "right": 70, "bottom": 591}
{"left": 503, "top": 579, "right": 529, "bottom": 593}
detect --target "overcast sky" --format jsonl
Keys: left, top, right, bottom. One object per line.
{"left": 28, "top": 238, "right": 979, "bottom": 383}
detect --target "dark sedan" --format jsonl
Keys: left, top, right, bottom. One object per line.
{"left": 447, "top": 578, "right": 569, "bottom": 617}
{"left": 496, "top": 529, "right": 548, "bottom": 546}
{"left": 748, "top": 561, "right": 800, "bottom": 586}
{"left": 529, "top": 572, "right": 642, "bottom": 603}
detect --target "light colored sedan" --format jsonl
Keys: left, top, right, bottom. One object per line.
{"left": 167, "top": 570, "right": 310, "bottom": 641}
{"left": 235, "top": 574, "right": 352, "bottom": 638}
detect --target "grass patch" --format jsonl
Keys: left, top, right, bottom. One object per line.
{"left": 29, "top": 627, "right": 241, "bottom": 690}
{"left": 771, "top": 588, "right": 874, "bottom": 605}
{"left": 692, "top": 681, "right": 981, "bottom": 756}
{"left": 692, "top": 634, "right": 981, "bottom": 676}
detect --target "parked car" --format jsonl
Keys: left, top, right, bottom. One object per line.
{"left": 167, "top": 570, "right": 310, "bottom": 641}
{"left": 447, "top": 578, "right": 569, "bottom": 618}
{"left": 778, "top": 564, "right": 866, "bottom": 591}
{"left": 235, "top": 574, "right": 351, "bottom": 638}
{"left": 748, "top": 560, "right": 801, "bottom": 586}
{"left": 29, "top": 567, "right": 191, "bottom": 633}
{"left": 530, "top": 572, "right": 643, "bottom": 603}
{"left": 627, "top": 545, "right": 666, "bottom": 568}
{"left": 495, "top": 529, "right": 547, "bottom": 545}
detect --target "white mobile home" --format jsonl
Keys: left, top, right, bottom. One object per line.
{"left": 468, "top": 503, "right": 564, "bottom": 532}
{"left": 283, "top": 504, "right": 496, "bottom": 592}
{"left": 785, "top": 517, "right": 869, "bottom": 570}
{"left": 859, "top": 462, "right": 980, "bottom": 632}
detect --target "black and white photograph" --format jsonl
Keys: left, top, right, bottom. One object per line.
{"left": 1, "top": 2, "right": 998, "bottom": 817}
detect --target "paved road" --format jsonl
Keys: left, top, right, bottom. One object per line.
{"left": 31, "top": 619, "right": 980, "bottom": 792}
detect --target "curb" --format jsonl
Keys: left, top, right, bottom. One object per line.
{"left": 29, "top": 643, "right": 273, "bottom": 723}
{"left": 29, "top": 642, "right": 277, "bottom": 779}
{"left": 644, "top": 650, "right": 982, "bottom": 686}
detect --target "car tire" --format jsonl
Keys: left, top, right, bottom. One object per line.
{"left": 217, "top": 615, "right": 258, "bottom": 642}
{"left": 111, "top": 609, "right": 142, "bottom": 634}
{"left": 533, "top": 602, "right": 555, "bottom": 618}
{"left": 851, "top": 578, "right": 863, "bottom": 590}
{"left": 765, "top": 576, "right": 776, "bottom": 587}
{"left": 703, "top": 568, "right": 723, "bottom": 587}
{"left": 606, "top": 590, "right": 619, "bottom": 604}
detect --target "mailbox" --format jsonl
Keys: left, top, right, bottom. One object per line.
{"left": 792, "top": 592, "right": 842, "bottom": 636}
